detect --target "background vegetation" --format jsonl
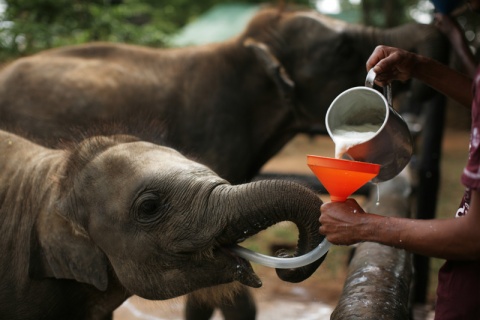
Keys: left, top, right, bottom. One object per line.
{"left": 0, "top": 0, "right": 457, "bottom": 61}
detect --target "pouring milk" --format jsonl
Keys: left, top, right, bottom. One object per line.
{"left": 332, "top": 123, "right": 380, "bottom": 159}
{"left": 331, "top": 122, "right": 382, "bottom": 205}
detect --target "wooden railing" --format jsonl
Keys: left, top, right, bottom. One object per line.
{"left": 331, "top": 169, "right": 414, "bottom": 319}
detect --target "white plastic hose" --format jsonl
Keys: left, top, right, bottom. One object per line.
{"left": 231, "top": 238, "right": 331, "bottom": 269}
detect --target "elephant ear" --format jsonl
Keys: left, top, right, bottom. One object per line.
{"left": 29, "top": 208, "right": 109, "bottom": 291}
{"left": 244, "top": 37, "right": 295, "bottom": 104}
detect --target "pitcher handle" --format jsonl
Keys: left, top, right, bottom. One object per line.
{"left": 365, "top": 68, "right": 376, "bottom": 88}
{"left": 365, "top": 69, "right": 392, "bottom": 107}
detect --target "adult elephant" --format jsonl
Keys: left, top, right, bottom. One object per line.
{"left": 0, "top": 5, "right": 446, "bottom": 319}
{"left": 0, "top": 129, "right": 323, "bottom": 320}
{"left": 0, "top": 6, "right": 444, "bottom": 184}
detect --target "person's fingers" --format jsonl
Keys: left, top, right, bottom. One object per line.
{"left": 366, "top": 45, "right": 386, "bottom": 71}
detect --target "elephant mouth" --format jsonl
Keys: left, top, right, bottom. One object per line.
{"left": 218, "top": 246, "right": 263, "bottom": 288}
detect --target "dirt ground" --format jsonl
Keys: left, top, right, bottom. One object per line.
{"left": 114, "top": 125, "right": 470, "bottom": 320}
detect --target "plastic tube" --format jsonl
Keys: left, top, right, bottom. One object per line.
{"left": 231, "top": 238, "right": 332, "bottom": 269}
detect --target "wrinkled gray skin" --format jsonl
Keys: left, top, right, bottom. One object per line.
{"left": 0, "top": 6, "right": 445, "bottom": 319}
{"left": 0, "top": 129, "right": 323, "bottom": 320}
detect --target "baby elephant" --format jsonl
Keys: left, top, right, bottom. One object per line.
{"left": 0, "top": 130, "right": 323, "bottom": 320}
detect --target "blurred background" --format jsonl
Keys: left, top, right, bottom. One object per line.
{"left": 0, "top": 0, "right": 479, "bottom": 62}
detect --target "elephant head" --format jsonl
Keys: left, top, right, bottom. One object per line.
{"left": 29, "top": 135, "right": 323, "bottom": 301}
{"left": 240, "top": 7, "right": 447, "bottom": 132}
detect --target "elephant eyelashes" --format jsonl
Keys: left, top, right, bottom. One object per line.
{"left": 134, "top": 192, "right": 168, "bottom": 223}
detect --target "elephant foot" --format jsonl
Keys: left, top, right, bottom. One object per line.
{"left": 185, "top": 296, "right": 214, "bottom": 320}
{"left": 185, "top": 286, "right": 256, "bottom": 320}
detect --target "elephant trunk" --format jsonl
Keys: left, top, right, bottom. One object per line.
{"left": 213, "top": 179, "right": 324, "bottom": 283}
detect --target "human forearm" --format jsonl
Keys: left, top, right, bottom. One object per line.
{"left": 367, "top": 214, "right": 480, "bottom": 260}
{"left": 367, "top": 45, "right": 473, "bottom": 108}
{"left": 320, "top": 198, "right": 480, "bottom": 261}
{"left": 434, "top": 12, "right": 477, "bottom": 77}
{"left": 411, "top": 54, "right": 473, "bottom": 108}
{"left": 451, "top": 37, "right": 477, "bottom": 77}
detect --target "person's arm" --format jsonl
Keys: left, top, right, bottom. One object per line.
{"left": 434, "top": 13, "right": 477, "bottom": 77}
{"left": 366, "top": 45, "right": 473, "bottom": 108}
{"left": 319, "top": 190, "right": 480, "bottom": 260}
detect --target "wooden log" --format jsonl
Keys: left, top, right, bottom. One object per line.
{"left": 331, "top": 168, "right": 414, "bottom": 319}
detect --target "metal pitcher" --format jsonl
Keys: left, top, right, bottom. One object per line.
{"left": 325, "top": 69, "right": 413, "bottom": 182}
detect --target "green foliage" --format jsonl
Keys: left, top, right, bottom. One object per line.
{"left": 0, "top": 0, "right": 426, "bottom": 61}
{"left": 0, "top": 0, "right": 312, "bottom": 60}
{"left": 1, "top": 0, "right": 174, "bottom": 58}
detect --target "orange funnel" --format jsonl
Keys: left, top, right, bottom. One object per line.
{"left": 307, "top": 155, "right": 380, "bottom": 202}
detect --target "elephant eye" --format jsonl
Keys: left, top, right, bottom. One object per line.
{"left": 134, "top": 192, "right": 168, "bottom": 224}
{"left": 140, "top": 199, "right": 159, "bottom": 215}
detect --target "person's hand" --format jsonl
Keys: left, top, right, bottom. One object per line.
{"left": 319, "top": 199, "right": 366, "bottom": 245}
{"left": 366, "top": 45, "right": 418, "bottom": 86}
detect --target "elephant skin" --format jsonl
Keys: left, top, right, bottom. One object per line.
{"left": 0, "top": 129, "right": 323, "bottom": 320}
{"left": 0, "top": 6, "right": 446, "bottom": 185}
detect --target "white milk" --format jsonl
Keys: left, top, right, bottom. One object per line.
{"left": 331, "top": 123, "right": 379, "bottom": 159}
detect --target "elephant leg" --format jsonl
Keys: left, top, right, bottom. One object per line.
{"left": 185, "top": 286, "right": 256, "bottom": 320}
{"left": 220, "top": 286, "right": 256, "bottom": 320}
{"left": 185, "top": 295, "right": 215, "bottom": 320}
